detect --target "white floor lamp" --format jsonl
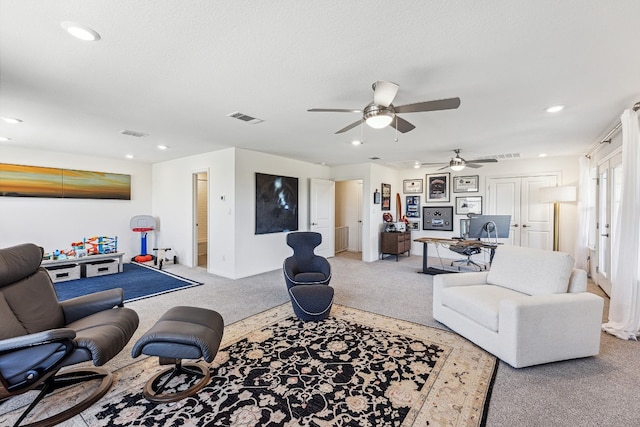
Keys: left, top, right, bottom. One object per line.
{"left": 539, "top": 186, "right": 577, "bottom": 251}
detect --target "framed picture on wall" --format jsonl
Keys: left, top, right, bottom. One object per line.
{"left": 403, "top": 179, "right": 423, "bottom": 194}
{"left": 407, "top": 221, "right": 420, "bottom": 230}
{"left": 453, "top": 175, "right": 479, "bottom": 193}
{"left": 381, "top": 183, "right": 391, "bottom": 211}
{"left": 426, "top": 173, "right": 450, "bottom": 202}
{"left": 455, "top": 196, "right": 483, "bottom": 215}
{"left": 255, "top": 173, "right": 299, "bottom": 235}
{"left": 405, "top": 195, "right": 420, "bottom": 217}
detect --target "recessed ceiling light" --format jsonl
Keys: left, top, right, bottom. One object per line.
{"left": 125, "top": 154, "right": 134, "bottom": 159}
{"left": 0, "top": 136, "right": 11, "bottom": 142}
{"left": 61, "top": 21, "right": 101, "bottom": 41}
{"left": 157, "top": 145, "right": 168, "bottom": 150}
{"left": 351, "top": 140, "right": 363, "bottom": 146}
{"left": 538, "top": 153, "right": 548, "bottom": 158}
{"left": 414, "top": 163, "right": 421, "bottom": 169}
{"left": 1, "top": 117, "right": 22, "bottom": 124}
{"left": 546, "top": 105, "right": 565, "bottom": 113}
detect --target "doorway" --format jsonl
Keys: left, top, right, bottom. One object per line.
{"left": 193, "top": 171, "right": 208, "bottom": 268}
{"left": 335, "top": 179, "right": 363, "bottom": 259}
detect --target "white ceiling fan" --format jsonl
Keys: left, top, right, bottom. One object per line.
{"left": 422, "top": 149, "right": 498, "bottom": 171}
{"left": 308, "top": 80, "right": 461, "bottom": 134}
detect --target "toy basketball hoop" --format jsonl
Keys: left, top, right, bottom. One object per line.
{"left": 130, "top": 215, "right": 156, "bottom": 257}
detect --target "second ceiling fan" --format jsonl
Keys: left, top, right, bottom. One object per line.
{"left": 422, "top": 149, "right": 498, "bottom": 171}
{"left": 308, "top": 80, "right": 461, "bottom": 134}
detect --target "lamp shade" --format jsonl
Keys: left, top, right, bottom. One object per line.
{"left": 538, "top": 185, "right": 577, "bottom": 203}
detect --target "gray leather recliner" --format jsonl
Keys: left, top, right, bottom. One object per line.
{"left": 0, "top": 243, "right": 139, "bottom": 426}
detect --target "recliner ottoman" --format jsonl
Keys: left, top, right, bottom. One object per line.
{"left": 132, "top": 306, "right": 224, "bottom": 403}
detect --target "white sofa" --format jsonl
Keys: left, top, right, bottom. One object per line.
{"left": 433, "top": 245, "right": 604, "bottom": 368}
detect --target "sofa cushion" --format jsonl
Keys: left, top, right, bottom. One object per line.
{"left": 487, "top": 245, "right": 574, "bottom": 295}
{"left": 441, "top": 284, "right": 527, "bottom": 332}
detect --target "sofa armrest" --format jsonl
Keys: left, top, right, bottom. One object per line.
{"left": 60, "top": 288, "right": 125, "bottom": 324}
{"left": 434, "top": 271, "right": 489, "bottom": 288}
{"left": 433, "top": 271, "right": 490, "bottom": 322}
{"left": 568, "top": 268, "right": 588, "bottom": 293}
{"left": 498, "top": 292, "right": 604, "bottom": 367}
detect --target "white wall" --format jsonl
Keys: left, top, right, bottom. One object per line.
{"left": 1, "top": 144, "right": 583, "bottom": 278}
{"left": 405, "top": 155, "right": 581, "bottom": 258}
{"left": 0, "top": 146, "right": 152, "bottom": 258}
{"left": 152, "top": 148, "right": 331, "bottom": 279}
{"left": 151, "top": 148, "right": 235, "bottom": 276}
{"left": 233, "top": 149, "right": 330, "bottom": 278}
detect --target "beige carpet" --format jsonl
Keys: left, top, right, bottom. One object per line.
{"left": 2, "top": 303, "right": 496, "bottom": 426}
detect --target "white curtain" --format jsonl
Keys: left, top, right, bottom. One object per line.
{"left": 574, "top": 156, "right": 591, "bottom": 271}
{"left": 602, "top": 109, "right": 640, "bottom": 340}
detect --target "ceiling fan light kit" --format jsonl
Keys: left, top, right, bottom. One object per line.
{"left": 363, "top": 104, "right": 394, "bottom": 129}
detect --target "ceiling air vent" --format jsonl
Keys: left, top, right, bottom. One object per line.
{"left": 120, "top": 129, "right": 148, "bottom": 138}
{"left": 226, "top": 111, "right": 264, "bottom": 124}
{"left": 473, "top": 153, "right": 521, "bottom": 161}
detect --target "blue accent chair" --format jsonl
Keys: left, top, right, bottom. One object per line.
{"left": 283, "top": 232, "right": 333, "bottom": 321}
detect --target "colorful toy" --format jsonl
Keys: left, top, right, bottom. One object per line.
{"left": 153, "top": 247, "right": 177, "bottom": 270}
{"left": 130, "top": 215, "right": 157, "bottom": 261}
{"left": 84, "top": 236, "right": 118, "bottom": 255}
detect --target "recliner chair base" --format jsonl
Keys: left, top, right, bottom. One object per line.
{"left": 10, "top": 367, "right": 112, "bottom": 427}
{"left": 143, "top": 359, "right": 210, "bottom": 403}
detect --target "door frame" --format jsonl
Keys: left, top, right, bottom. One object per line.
{"left": 595, "top": 150, "right": 622, "bottom": 296}
{"left": 334, "top": 178, "right": 364, "bottom": 258}
{"left": 192, "top": 169, "right": 209, "bottom": 268}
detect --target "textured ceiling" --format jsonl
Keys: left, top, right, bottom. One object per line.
{"left": 1, "top": 0, "right": 639, "bottom": 167}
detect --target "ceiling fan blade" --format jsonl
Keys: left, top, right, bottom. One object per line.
{"left": 308, "top": 108, "right": 363, "bottom": 113}
{"left": 465, "top": 163, "right": 483, "bottom": 169}
{"left": 373, "top": 80, "right": 399, "bottom": 107}
{"left": 335, "top": 119, "right": 364, "bottom": 134}
{"left": 394, "top": 97, "right": 461, "bottom": 114}
{"left": 392, "top": 116, "right": 416, "bottom": 133}
{"left": 437, "top": 165, "right": 451, "bottom": 171}
{"left": 467, "top": 158, "right": 498, "bottom": 163}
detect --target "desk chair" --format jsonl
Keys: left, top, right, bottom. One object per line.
{"left": 449, "top": 244, "right": 483, "bottom": 271}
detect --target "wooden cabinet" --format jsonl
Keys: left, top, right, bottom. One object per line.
{"left": 380, "top": 231, "right": 411, "bottom": 261}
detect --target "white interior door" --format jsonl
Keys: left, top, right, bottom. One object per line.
{"left": 488, "top": 175, "right": 556, "bottom": 249}
{"left": 520, "top": 175, "right": 556, "bottom": 250}
{"left": 488, "top": 177, "right": 520, "bottom": 245}
{"left": 596, "top": 153, "right": 622, "bottom": 296}
{"left": 310, "top": 178, "right": 335, "bottom": 258}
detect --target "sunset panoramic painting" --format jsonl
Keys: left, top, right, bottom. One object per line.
{"left": 0, "top": 163, "right": 131, "bottom": 200}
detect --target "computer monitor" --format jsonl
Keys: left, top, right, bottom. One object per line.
{"left": 467, "top": 215, "right": 511, "bottom": 239}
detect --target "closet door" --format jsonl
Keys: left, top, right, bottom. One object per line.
{"left": 488, "top": 177, "right": 520, "bottom": 246}
{"left": 520, "top": 176, "right": 556, "bottom": 249}
{"left": 487, "top": 175, "right": 557, "bottom": 249}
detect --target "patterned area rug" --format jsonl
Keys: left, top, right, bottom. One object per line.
{"left": 3, "top": 304, "right": 497, "bottom": 426}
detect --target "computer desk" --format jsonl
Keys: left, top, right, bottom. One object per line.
{"left": 413, "top": 237, "right": 499, "bottom": 275}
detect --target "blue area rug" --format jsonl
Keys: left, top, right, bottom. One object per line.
{"left": 54, "top": 263, "right": 203, "bottom": 302}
